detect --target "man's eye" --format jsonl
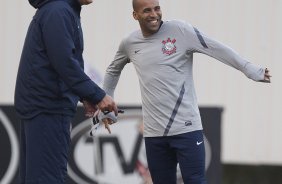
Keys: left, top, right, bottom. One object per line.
{"left": 154, "top": 6, "right": 161, "bottom": 11}
{"left": 143, "top": 9, "right": 151, "bottom": 13}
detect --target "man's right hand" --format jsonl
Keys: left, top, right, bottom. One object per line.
{"left": 97, "top": 95, "right": 118, "bottom": 116}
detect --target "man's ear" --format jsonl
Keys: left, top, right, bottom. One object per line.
{"left": 133, "top": 11, "right": 138, "bottom": 20}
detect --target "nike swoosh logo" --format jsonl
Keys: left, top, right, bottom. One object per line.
{"left": 197, "top": 141, "right": 203, "bottom": 146}
{"left": 134, "top": 50, "right": 141, "bottom": 54}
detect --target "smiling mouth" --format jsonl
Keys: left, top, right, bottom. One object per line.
{"left": 148, "top": 19, "right": 159, "bottom": 26}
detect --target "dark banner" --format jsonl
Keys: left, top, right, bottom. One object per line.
{"left": 0, "top": 105, "right": 222, "bottom": 184}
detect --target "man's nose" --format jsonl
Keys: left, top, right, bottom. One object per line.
{"left": 149, "top": 10, "right": 158, "bottom": 17}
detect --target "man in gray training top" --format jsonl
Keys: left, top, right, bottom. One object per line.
{"left": 102, "top": 0, "right": 272, "bottom": 183}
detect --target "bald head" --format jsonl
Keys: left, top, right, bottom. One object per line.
{"left": 132, "top": 0, "right": 139, "bottom": 11}
{"left": 132, "top": 0, "right": 162, "bottom": 37}
{"left": 133, "top": 0, "right": 160, "bottom": 11}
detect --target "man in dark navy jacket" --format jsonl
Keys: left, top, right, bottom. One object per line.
{"left": 14, "top": 0, "right": 117, "bottom": 183}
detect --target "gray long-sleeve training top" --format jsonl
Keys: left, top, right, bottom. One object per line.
{"left": 103, "top": 20, "right": 265, "bottom": 137}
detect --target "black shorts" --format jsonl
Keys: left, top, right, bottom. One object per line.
{"left": 145, "top": 130, "right": 207, "bottom": 184}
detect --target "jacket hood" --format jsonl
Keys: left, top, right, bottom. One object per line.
{"left": 28, "top": 0, "right": 50, "bottom": 8}
{"left": 28, "top": 0, "right": 80, "bottom": 9}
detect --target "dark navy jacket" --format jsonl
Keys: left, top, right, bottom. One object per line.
{"left": 15, "top": 0, "right": 106, "bottom": 119}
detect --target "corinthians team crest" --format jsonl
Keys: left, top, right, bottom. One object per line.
{"left": 162, "top": 37, "right": 177, "bottom": 55}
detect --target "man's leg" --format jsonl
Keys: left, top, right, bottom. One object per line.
{"left": 171, "top": 130, "right": 207, "bottom": 184}
{"left": 22, "top": 113, "right": 71, "bottom": 184}
{"left": 144, "top": 137, "right": 177, "bottom": 184}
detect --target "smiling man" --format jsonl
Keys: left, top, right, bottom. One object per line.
{"left": 15, "top": 0, "right": 118, "bottom": 183}
{"left": 102, "top": 0, "right": 271, "bottom": 183}
{"left": 132, "top": 0, "right": 162, "bottom": 36}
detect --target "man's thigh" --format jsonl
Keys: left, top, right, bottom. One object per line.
{"left": 144, "top": 136, "right": 177, "bottom": 184}
{"left": 171, "top": 130, "right": 207, "bottom": 184}
{"left": 21, "top": 113, "right": 72, "bottom": 184}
